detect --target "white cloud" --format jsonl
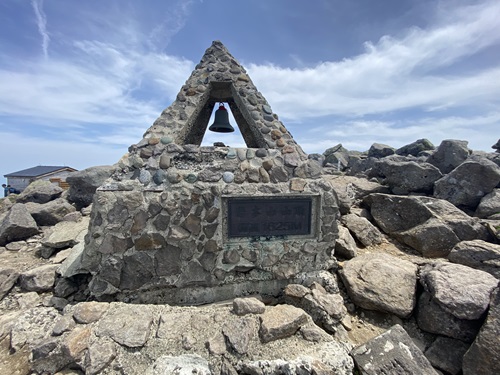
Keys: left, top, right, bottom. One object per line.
{"left": 31, "top": 0, "right": 50, "bottom": 59}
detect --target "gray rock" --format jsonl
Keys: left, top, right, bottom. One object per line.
{"left": 417, "top": 292, "right": 481, "bottom": 342}
{"left": 449, "top": 240, "right": 500, "bottom": 278}
{"left": 434, "top": 157, "right": 500, "bottom": 209}
{"left": 19, "top": 264, "right": 59, "bottom": 292}
{"left": 67, "top": 165, "right": 115, "bottom": 209}
{"left": 351, "top": 324, "right": 439, "bottom": 375}
{"left": 375, "top": 159, "right": 442, "bottom": 194}
{"left": 364, "top": 193, "right": 491, "bottom": 257}
{"left": 222, "top": 316, "right": 258, "bottom": 354}
{"left": 420, "top": 262, "right": 498, "bottom": 320}
{"left": 475, "top": 188, "right": 500, "bottom": 218}
{"left": 339, "top": 253, "right": 417, "bottom": 317}
{"left": 10, "top": 307, "right": 59, "bottom": 351}
{"left": 41, "top": 218, "right": 89, "bottom": 249}
{"left": 396, "top": 138, "right": 435, "bottom": 156}
{"left": 16, "top": 179, "right": 63, "bottom": 204}
{"left": 85, "top": 340, "right": 117, "bottom": 375}
{"left": 462, "top": 287, "right": 500, "bottom": 375}
{"left": 293, "top": 159, "right": 322, "bottom": 179}
{"left": 233, "top": 297, "right": 265, "bottom": 315}
{"left": 0, "top": 203, "right": 40, "bottom": 246}
{"left": 323, "top": 143, "right": 350, "bottom": 170}
{"left": 0, "top": 267, "right": 19, "bottom": 300}
{"left": 367, "top": 143, "right": 395, "bottom": 158}
{"left": 96, "top": 304, "right": 153, "bottom": 347}
{"left": 340, "top": 214, "right": 384, "bottom": 247}
{"left": 145, "top": 354, "right": 211, "bottom": 375}
{"left": 427, "top": 139, "right": 470, "bottom": 174}
{"left": 26, "top": 198, "right": 77, "bottom": 226}
{"left": 259, "top": 304, "right": 309, "bottom": 343}
{"left": 424, "top": 336, "right": 470, "bottom": 375}
{"left": 72, "top": 301, "right": 110, "bottom": 323}
{"left": 335, "top": 225, "right": 357, "bottom": 259}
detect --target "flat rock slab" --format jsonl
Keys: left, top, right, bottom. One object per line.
{"left": 19, "top": 264, "right": 59, "bottom": 292}
{"left": 41, "top": 218, "right": 89, "bottom": 249}
{"left": 145, "top": 354, "right": 211, "bottom": 375}
{"left": 420, "top": 262, "right": 499, "bottom": 320}
{"left": 449, "top": 239, "right": 500, "bottom": 279}
{"left": 96, "top": 304, "right": 154, "bottom": 348}
{"left": 259, "top": 304, "right": 309, "bottom": 343}
{"left": 351, "top": 324, "right": 439, "bottom": 375}
{"left": 339, "top": 253, "right": 417, "bottom": 317}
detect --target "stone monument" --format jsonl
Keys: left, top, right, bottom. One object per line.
{"left": 78, "top": 41, "right": 339, "bottom": 304}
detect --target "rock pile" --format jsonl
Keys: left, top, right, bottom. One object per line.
{"left": 0, "top": 138, "right": 499, "bottom": 374}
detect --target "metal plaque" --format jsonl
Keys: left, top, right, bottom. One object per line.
{"left": 227, "top": 197, "right": 312, "bottom": 238}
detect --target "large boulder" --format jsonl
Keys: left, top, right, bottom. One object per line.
{"left": 396, "top": 138, "right": 435, "bottom": 156}
{"left": 323, "top": 144, "right": 350, "bottom": 169}
{"left": 25, "top": 198, "right": 76, "bottom": 226}
{"left": 449, "top": 240, "right": 500, "bottom": 279}
{"left": 364, "top": 193, "right": 491, "bottom": 257}
{"left": 340, "top": 214, "right": 384, "bottom": 247}
{"left": 427, "top": 139, "right": 470, "bottom": 174}
{"left": 0, "top": 203, "right": 40, "bottom": 246}
{"left": 373, "top": 159, "right": 443, "bottom": 194}
{"left": 339, "top": 253, "right": 418, "bottom": 317}
{"left": 475, "top": 188, "right": 500, "bottom": 218}
{"left": 367, "top": 143, "right": 395, "bottom": 158}
{"left": 434, "top": 157, "right": 500, "bottom": 210}
{"left": 66, "top": 165, "right": 115, "bottom": 209}
{"left": 424, "top": 336, "right": 470, "bottom": 375}
{"left": 462, "top": 287, "right": 500, "bottom": 375}
{"left": 16, "top": 180, "right": 63, "bottom": 204}
{"left": 351, "top": 324, "right": 439, "bottom": 375}
{"left": 420, "top": 262, "right": 498, "bottom": 320}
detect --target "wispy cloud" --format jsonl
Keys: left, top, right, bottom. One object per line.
{"left": 31, "top": 0, "right": 50, "bottom": 59}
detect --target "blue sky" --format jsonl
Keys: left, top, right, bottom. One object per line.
{"left": 1, "top": 0, "right": 499, "bottom": 180}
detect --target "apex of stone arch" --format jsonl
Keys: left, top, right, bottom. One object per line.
{"left": 139, "top": 40, "right": 305, "bottom": 156}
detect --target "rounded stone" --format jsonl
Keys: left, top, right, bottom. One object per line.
{"left": 263, "top": 114, "right": 274, "bottom": 122}
{"left": 255, "top": 149, "right": 267, "bottom": 158}
{"left": 223, "top": 172, "right": 234, "bottom": 183}
{"left": 226, "top": 148, "right": 237, "bottom": 159}
{"left": 184, "top": 173, "right": 198, "bottom": 183}
{"left": 161, "top": 136, "right": 173, "bottom": 145}
{"left": 260, "top": 126, "right": 271, "bottom": 134}
{"left": 153, "top": 170, "right": 167, "bottom": 185}
{"left": 246, "top": 149, "right": 255, "bottom": 159}
{"left": 251, "top": 111, "right": 260, "bottom": 120}
{"left": 138, "top": 170, "right": 152, "bottom": 185}
{"left": 262, "top": 105, "right": 272, "bottom": 114}
{"left": 167, "top": 170, "right": 182, "bottom": 184}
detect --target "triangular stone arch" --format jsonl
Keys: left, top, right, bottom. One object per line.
{"left": 143, "top": 40, "right": 305, "bottom": 155}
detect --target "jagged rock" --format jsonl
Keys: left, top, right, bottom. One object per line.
{"left": 427, "top": 139, "right": 470, "bottom": 174}
{"left": 396, "top": 138, "right": 435, "bottom": 156}
{"left": 335, "top": 225, "right": 357, "bottom": 259}
{"left": 417, "top": 292, "right": 481, "bottom": 342}
{"left": 351, "top": 324, "right": 439, "bottom": 375}
{"left": 222, "top": 316, "right": 258, "bottom": 355}
{"left": 96, "top": 304, "right": 153, "bottom": 347}
{"left": 58, "top": 228, "right": 88, "bottom": 278}
{"left": 19, "top": 264, "right": 59, "bottom": 292}
{"left": 85, "top": 340, "right": 116, "bottom": 375}
{"left": 424, "top": 336, "right": 470, "bottom": 375}
{"left": 41, "top": 217, "right": 89, "bottom": 250}
{"left": 420, "top": 262, "right": 498, "bottom": 320}
{"left": 449, "top": 240, "right": 500, "bottom": 278}
{"left": 373, "top": 159, "right": 442, "bottom": 194}
{"left": 475, "top": 188, "right": 500, "bottom": 218}
{"left": 339, "top": 253, "right": 417, "bottom": 317}
{"left": 0, "top": 203, "right": 40, "bottom": 246}
{"left": 66, "top": 165, "right": 115, "bottom": 209}
{"left": 0, "top": 267, "right": 19, "bottom": 300}
{"left": 323, "top": 144, "right": 350, "bottom": 169}
{"left": 284, "top": 283, "right": 347, "bottom": 333}
{"left": 367, "top": 143, "right": 395, "bottom": 158}
{"left": 327, "top": 175, "right": 389, "bottom": 214}
{"left": 462, "top": 287, "right": 500, "bottom": 375}
{"left": 364, "top": 193, "right": 491, "bottom": 257}
{"left": 259, "top": 304, "right": 309, "bottom": 343}
{"left": 434, "top": 157, "right": 500, "bottom": 209}
{"left": 492, "top": 139, "right": 500, "bottom": 152}
{"left": 25, "top": 198, "right": 76, "bottom": 226}
{"left": 16, "top": 179, "right": 63, "bottom": 204}
{"left": 232, "top": 297, "right": 265, "bottom": 315}
{"left": 72, "top": 301, "right": 110, "bottom": 324}
{"left": 340, "top": 214, "right": 384, "bottom": 247}
{"left": 145, "top": 354, "right": 211, "bottom": 375}
{"left": 10, "top": 307, "right": 59, "bottom": 351}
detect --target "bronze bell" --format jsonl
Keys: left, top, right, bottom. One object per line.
{"left": 209, "top": 103, "right": 234, "bottom": 133}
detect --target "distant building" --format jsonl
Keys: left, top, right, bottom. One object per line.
{"left": 4, "top": 166, "right": 77, "bottom": 192}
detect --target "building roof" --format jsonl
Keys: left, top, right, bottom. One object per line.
{"left": 4, "top": 166, "right": 77, "bottom": 178}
